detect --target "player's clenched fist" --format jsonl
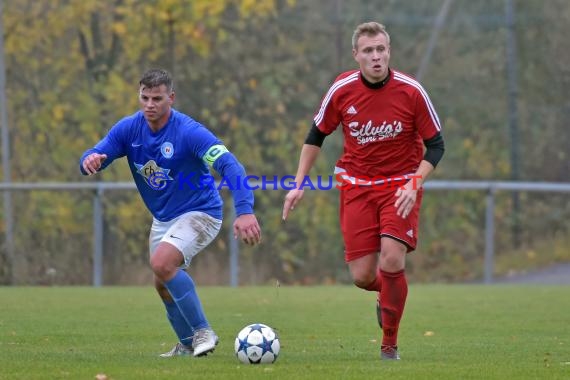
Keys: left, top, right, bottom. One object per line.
{"left": 82, "top": 153, "right": 107, "bottom": 175}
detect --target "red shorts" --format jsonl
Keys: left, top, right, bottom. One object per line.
{"left": 339, "top": 184, "right": 423, "bottom": 262}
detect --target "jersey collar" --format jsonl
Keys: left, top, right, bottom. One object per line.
{"left": 360, "top": 68, "right": 391, "bottom": 89}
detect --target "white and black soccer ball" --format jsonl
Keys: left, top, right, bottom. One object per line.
{"left": 234, "top": 323, "right": 280, "bottom": 364}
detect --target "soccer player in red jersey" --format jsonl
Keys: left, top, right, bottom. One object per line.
{"left": 282, "top": 22, "right": 445, "bottom": 360}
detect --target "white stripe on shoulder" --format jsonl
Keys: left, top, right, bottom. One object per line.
{"left": 393, "top": 71, "right": 442, "bottom": 131}
{"left": 314, "top": 72, "right": 360, "bottom": 126}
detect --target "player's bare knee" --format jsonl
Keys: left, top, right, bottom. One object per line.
{"left": 353, "top": 279, "right": 369, "bottom": 289}
{"left": 352, "top": 273, "right": 376, "bottom": 289}
{"left": 379, "top": 252, "right": 405, "bottom": 272}
{"left": 149, "top": 256, "right": 177, "bottom": 280}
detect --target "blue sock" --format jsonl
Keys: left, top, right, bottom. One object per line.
{"left": 164, "top": 300, "right": 194, "bottom": 347}
{"left": 164, "top": 270, "right": 209, "bottom": 330}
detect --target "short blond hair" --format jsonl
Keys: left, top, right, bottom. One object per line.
{"left": 352, "top": 22, "right": 390, "bottom": 50}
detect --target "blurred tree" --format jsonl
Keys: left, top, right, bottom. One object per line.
{"left": 1, "top": 0, "right": 569, "bottom": 284}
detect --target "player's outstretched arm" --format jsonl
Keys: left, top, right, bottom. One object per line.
{"left": 395, "top": 133, "right": 445, "bottom": 218}
{"left": 282, "top": 144, "right": 321, "bottom": 221}
{"left": 207, "top": 147, "right": 260, "bottom": 245}
{"left": 395, "top": 160, "right": 434, "bottom": 218}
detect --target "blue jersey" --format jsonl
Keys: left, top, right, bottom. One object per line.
{"left": 80, "top": 109, "right": 254, "bottom": 221}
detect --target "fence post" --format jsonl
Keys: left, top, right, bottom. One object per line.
{"left": 93, "top": 186, "right": 104, "bottom": 287}
{"left": 484, "top": 187, "right": 496, "bottom": 284}
{"left": 0, "top": 1, "right": 14, "bottom": 286}
{"left": 229, "top": 206, "right": 239, "bottom": 287}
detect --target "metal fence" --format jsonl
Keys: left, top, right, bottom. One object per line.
{"left": 2, "top": 180, "right": 570, "bottom": 286}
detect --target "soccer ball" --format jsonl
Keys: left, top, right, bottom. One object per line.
{"left": 234, "top": 323, "right": 280, "bottom": 364}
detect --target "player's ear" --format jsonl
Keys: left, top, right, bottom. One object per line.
{"left": 352, "top": 48, "right": 358, "bottom": 61}
{"left": 169, "top": 91, "right": 175, "bottom": 104}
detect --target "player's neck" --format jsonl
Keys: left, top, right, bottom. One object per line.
{"left": 360, "top": 69, "right": 391, "bottom": 89}
{"left": 147, "top": 110, "right": 172, "bottom": 132}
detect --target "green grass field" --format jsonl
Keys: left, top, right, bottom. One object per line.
{"left": 1, "top": 285, "right": 569, "bottom": 379}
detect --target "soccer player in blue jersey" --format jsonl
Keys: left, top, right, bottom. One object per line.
{"left": 80, "top": 68, "right": 261, "bottom": 358}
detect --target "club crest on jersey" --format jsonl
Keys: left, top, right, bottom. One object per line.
{"left": 161, "top": 142, "right": 174, "bottom": 159}
{"left": 135, "top": 160, "right": 173, "bottom": 190}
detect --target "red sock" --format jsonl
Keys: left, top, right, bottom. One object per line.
{"left": 380, "top": 269, "right": 408, "bottom": 347}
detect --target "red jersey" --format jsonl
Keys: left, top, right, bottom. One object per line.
{"left": 314, "top": 69, "right": 442, "bottom": 182}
